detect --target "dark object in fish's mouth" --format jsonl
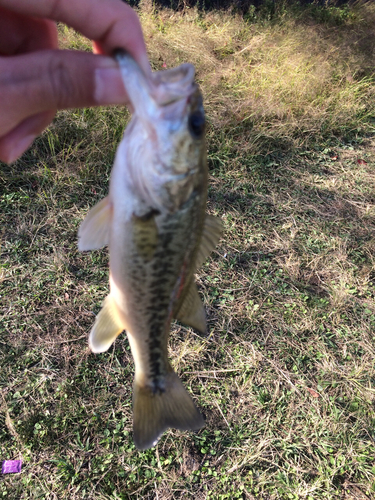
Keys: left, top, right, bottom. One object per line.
{"left": 113, "top": 48, "right": 128, "bottom": 60}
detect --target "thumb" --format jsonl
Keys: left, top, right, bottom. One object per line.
{"left": 0, "top": 49, "right": 128, "bottom": 136}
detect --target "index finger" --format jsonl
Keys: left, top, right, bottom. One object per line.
{"left": 0, "top": 0, "right": 150, "bottom": 74}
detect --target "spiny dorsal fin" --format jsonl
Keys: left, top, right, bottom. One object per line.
{"left": 133, "top": 369, "right": 205, "bottom": 450}
{"left": 78, "top": 196, "right": 111, "bottom": 251}
{"left": 175, "top": 281, "right": 206, "bottom": 335}
{"left": 195, "top": 214, "right": 223, "bottom": 270}
{"left": 89, "top": 295, "right": 125, "bottom": 353}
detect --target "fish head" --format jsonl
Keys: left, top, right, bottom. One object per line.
{"left": 115, "top": 51, "right": 207, "bottom": 212}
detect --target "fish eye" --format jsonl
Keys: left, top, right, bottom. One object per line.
{"left": 188, "top": 111, "right": 205, "bottom": 139}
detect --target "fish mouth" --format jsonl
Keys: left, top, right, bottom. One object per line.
{"left": 151, "top": 64, "right": 196, "bottom": 106}
{"left": 115, "top": 50, "right": 196, "bottom": 111}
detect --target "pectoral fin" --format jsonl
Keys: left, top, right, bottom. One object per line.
{"left": 195, "top": 215, "right": 222, "bottom": 269}
{"left": 78, "top": 196, "right": 111, "bottom": 251}
{"left": 89, "top": 295, "right": 124, "bottom": 353}
{"left": 175, "top": 281, "right": 206, "bottom": 335}
{"left": 174, "top": 215, "right": 222, "bottom": 334}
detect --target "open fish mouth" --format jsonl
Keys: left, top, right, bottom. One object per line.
{"left": 115, "top": 49, "right": 196, "bottom": 107}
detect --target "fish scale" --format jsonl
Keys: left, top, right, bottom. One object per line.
{"left": 133, "top": 197, "right": 203, "bottom": 391}
{"left": 78, "top": 51, "right": 222, "bottom": 450}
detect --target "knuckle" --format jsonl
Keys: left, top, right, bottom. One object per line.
{"left": 47, "top": 56, "right": 77, "bottom": 109}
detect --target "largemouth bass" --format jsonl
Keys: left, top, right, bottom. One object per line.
{"left": 78, "top": 51, "right": 222, "bottom": 450}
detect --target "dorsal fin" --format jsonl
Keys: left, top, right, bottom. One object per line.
{"left": 195, "top": 214, "right": 222, "bottom": 270}
{"left": 175, "top": 281, "right": 206, "bottom": 335}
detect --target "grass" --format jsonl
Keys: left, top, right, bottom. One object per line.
{"left": 1, "top": 1, "right": 375, "bottom": 498}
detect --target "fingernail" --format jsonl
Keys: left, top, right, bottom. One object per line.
{"left": 94, "top": 66, "right": 128, "bottom": 105}
{"left": 6, "top": 134, "right": 36, "bottom": 164}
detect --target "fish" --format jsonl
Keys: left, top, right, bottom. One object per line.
{"left": 78, "top": 50, "right": 222, "bottom": 450}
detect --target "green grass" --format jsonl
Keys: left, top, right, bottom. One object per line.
{"left": 1, "top": 2, "right": 375, "bottom": 499}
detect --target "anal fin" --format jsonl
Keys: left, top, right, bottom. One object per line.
{"left": 89, "top": 295, "right": 125, "bottom": 353}
{"left": 175, "top": 281, "right": 206, "bottom": 335}
{"left": 195, "top": 214, "right": 223, "bottom": 270}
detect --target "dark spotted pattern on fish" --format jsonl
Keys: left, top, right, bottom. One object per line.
{"left": 129, "top": 190, "right": 204, "bottom": 394}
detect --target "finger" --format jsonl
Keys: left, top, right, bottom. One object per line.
{"left": 0, "top": 110, "right": 55, "bottom": 164}
{"left": 0, "top": 6, "right": 58, "bottom": 55}
{"left": 0, "top": 50, "right": 129, "bottom": 137}
{"left": 0, "top": 0, "right": 150, "bottom": 74}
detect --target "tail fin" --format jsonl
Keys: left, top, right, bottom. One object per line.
{"left": 133, "top": 371, "right": 205, "bottom": 450}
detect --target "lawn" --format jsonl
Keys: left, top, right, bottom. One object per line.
{"left": 1, "top": 1, "right": 375, "bottom": 498}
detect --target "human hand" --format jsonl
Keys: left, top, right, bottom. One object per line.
{"left": 0, "top": 0, "right": 150, "bottom": 164}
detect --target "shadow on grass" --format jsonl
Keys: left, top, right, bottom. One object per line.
{"left": 128, "top": 0, "right": 355, "bottom": 13}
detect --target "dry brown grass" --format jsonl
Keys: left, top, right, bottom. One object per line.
{"left": 138, "top": 1, "right": 375, "bottom": 152}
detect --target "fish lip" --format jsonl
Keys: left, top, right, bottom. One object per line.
{"left": 150, "top": 64, "right": 196, "bottom": 106}
{"left": 115, "top": 49, "right": 157, "bottom": 115}
{"left": 115, "top": 50, "right": 196, "bottom": 110}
